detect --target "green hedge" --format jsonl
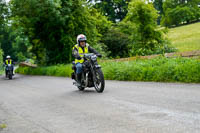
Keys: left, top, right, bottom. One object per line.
{"left": 15, "top": 64, "right": 73, "bottom": 77}
{"left": 101, "top": 57, "right": 200, "bottom": 83}
{"left": 16, "top": 57, "right": 200, "bottom": 83}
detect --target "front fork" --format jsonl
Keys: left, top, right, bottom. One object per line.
{"left": 91, "top": 67, "right": 98, "bottom": 83}
{"left": 82, "top": 72, "right": 89, "bottom": 87}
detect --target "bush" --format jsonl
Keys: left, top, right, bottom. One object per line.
{"left": 121, "top": 0, "right": 174, "bottom": 56}
{"left": 16, "top": 57, "right": 200, "bottom": 83}
{"left": 15, "top": 64, "right": 73, "bottom": 77}
{"left": 101, "top": 28, "right": 132, "bottom": 58}
{"left": 101, "top": 57, "right": 200, "bottom": 83}
{"left": 11, "top": 0, "right": 112, "bottom": 65}
{"left": 162, "top": 6, "right": 196, "bottom": 27}
{"left": 162, "top": 0, "right": 200, "bottom": 27}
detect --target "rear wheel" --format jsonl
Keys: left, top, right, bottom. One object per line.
{"left": 8, "top": 74, "right": 12, "bottom": 79}
{"left": 94, "top": 69, "right": 105, "bottom": 93}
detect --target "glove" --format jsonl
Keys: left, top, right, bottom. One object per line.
{"left": 97, "top": 54, "right": 102, "bottom": 58}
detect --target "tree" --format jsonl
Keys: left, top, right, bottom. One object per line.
{"left": 87, "top": 0, "right": 130, "bottom": 22}
{"left": 122, "top": 0, "right": 173, "bottom": 56}
{"left": 11, "top": 0, "right": 75, "bottom": 64}
{"left": 0, "top": 27, "right": 16, "bottom": 60}
{"left": 10, "top": 27, "right": 32, "bottom": 62}
{"left": 161, "top": 0, "right": 200, "bottom": 27}
{"left": 88, "top": 8, "right": 112, "bottom": 57}
{"left": 0, "top": 0, "right": 15, "bottom": 60}
{"left": 0, "top": 0, "right": 7, "bottom": 28}
{"left": 101, "top": 27, "right": 131, "bottom": 58}
{"left": 153, "top": 0, "right": 164, "bottom": 24}
{"left": 10, "top": 0, "right": 111, "bottom": 65}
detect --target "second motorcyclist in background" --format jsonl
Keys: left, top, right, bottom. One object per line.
{"left": 72, "top": 34, "right": 101, "bottom": 86}
{"left": 4, "top": 55, "right": 14, "bottom": 77}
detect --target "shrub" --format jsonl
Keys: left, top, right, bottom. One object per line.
{"left": 101, "top": 28, "right": 132, "bottom": 58}
{"left": 162, "top": 0, "right": 200, "bottom": 27}
{"left": 121, "top": 0, "right": 174, "bottom": 56}
{"left": 101, "top": 57, "right": 200, "bottom": 83}
{"left": 16, "top": 57, "right": 200, "bottom": 83}
{"left": 15, "top": 64, "right": 73, "bottom": 77}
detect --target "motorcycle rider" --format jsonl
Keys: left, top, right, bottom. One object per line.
{"left": 4, "top": 55, "right": 14, "bottom": 77}
{"left": 72, "top": 34, "right": 102, "bottom": 86}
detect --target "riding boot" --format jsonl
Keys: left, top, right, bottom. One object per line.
{"left": 76, "top": 73, "right": 82, "bottom": 87}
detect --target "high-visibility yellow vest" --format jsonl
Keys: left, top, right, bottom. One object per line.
{"left": 6, "top": 59, "right": 12, "bottom": 65}
{"left": 73, "top": 44, "right": 89, "bottom": 64}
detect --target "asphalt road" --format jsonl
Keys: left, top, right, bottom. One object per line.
{"left": 0, "top": 74, "right": 200, "bottom": 133}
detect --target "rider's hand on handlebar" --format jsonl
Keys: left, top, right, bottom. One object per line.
{"left": 96, "top": 54, "right": 102, "bottom": 58}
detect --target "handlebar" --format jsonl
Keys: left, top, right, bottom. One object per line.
{"left": 81, "top": 53, "right": 102, "bottom": 58}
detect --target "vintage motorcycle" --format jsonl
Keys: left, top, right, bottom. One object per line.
{"left": 71, "top": 53, "right": 105, "bottom": 93}
{"left": 5, "top": 64, "right": 13, "bottom": 79}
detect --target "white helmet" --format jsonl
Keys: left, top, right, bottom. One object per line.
{"left": 77, "top": 34, "right": 87, "bottom": 44}
{"left": 6, "top": 55, "right": 11, "bottom": 59}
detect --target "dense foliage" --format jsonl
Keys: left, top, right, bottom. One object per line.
{"left": 0, "top": 0, "right": 13, "bottom": 60}
{"left": 15, "top": 64, "right": 73, "bottom": 77}
{"left": 101, "top": 27, "right": 131, "bottom": 58}
{"left": 16, "top": 57, "right": 200, "bottom": 83}
{"left": 0, "top": 0, "right": 198, "bottom": 64}
{"left": 121, "top": 0, "right": 175, "bottom": 56}
{"left": 10, "top": 0, "right": 111, "bottom": 65}
{"left": 100, "top": 0, "right": 175, "bottom": 58}
{"left": 161, "top": 0, "right": 200, "bottom": 27}
{"left": 102, "top": 57, "right": 200, "bottom": 83}
{"left": 87, "top": 0, "right": 130, "bottom": 22}
{"left": 153, "top": 0, "right": 164, "bottom": 24}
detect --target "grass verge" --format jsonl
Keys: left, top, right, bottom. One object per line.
{"left": 16, "top": 57, "right": 200, "bottom": 83}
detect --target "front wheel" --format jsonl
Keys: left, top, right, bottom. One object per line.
{"left": 94, "top": 69, "right": 105, "bottom": 93}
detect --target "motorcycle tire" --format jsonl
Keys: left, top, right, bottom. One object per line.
{"left": 94, "top": 69, "right": 105, "bottom": 93}
{"left": 8, "top": 75, "right": 12, "bottom": 80}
